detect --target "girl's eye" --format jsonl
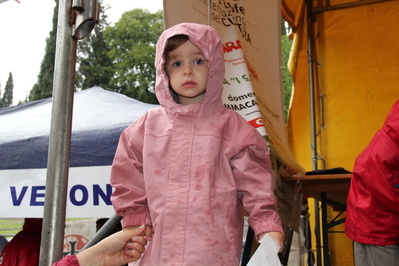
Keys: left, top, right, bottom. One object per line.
{"left": 172, "top": 61, "right": 182, "bottom": 67}
{"left": 194, "top": 59, "right": 205, "bottom": 65}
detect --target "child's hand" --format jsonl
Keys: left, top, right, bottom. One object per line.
{"left": 259, "top": 231, "right": 284, "bottom": 252}
{"left": 125, "top": 225, "right": 154, "bottom": 241}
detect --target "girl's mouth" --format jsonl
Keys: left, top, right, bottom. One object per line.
{"left": 183, "top": 81, "right": 196, "bottom": 87}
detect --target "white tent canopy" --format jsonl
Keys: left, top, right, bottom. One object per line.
{"left": 0, "top": 87, "right": 158, "bottom": 218}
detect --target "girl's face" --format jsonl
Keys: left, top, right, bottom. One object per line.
{"left": 165, "top": 40, "right": 209, "bottom": 105}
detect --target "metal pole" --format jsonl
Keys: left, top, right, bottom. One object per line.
{"left": 307, "top": 4, "right": 317, "bottom": 170}
{"left": 39, "top": 0, "right": 77, "bottom": 265}
{"left": 306, "top": 0, "right": 322, "bottom": 265}
{"left": 80, "top": 215, "right": 123, "bottom": 252}
{"left": 321, "top": 193, "right": 330, "bottom": 266}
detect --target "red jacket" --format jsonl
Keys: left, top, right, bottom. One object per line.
{"left": 52, "top": 255, "right": 79, "bottom": 266}
{"left": 0, "top": 218, "right": 42, "bottom": 266}
{"left": 345, "top": 99, "right": 399, "bottom": 246}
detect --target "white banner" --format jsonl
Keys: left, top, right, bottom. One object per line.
{"left": 221, "top": 23, "right": 267, "bottom": 136}
{"left": 0, "top": 166, "right": 115, "bottom": 218}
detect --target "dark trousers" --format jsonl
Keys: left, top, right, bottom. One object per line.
{"left": 354, "top": 242, "right": 399, "bottom": 266}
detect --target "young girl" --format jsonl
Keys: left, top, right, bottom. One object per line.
{"left": 110, "top": 22, "right": 283, "bottom": 265}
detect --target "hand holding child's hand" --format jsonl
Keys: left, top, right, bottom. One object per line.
{"left": 259, "top": 231, "right": 284, "bottom": 252}
{"left": 126, "top": 225, "right": 154, "bottom": 241}
{"left": 76, "top": 224, "right": 148, "bottom": 266}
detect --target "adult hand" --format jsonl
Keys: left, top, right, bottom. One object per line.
{"left": 77, "top": 224, "right": 147, "bottom": 266}
{"left": 125, "top": 225, "right": 153, "bottom": 241}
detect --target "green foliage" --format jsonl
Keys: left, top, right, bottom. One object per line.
{"left": 0, "top": 72, "right": 13, "bottom": 107}
{"left": 75, "top": 8, "right": 163, "bottom": 104}
{"left": 76, "top": 6, "right": 113, "bottom": 90}
{"left": 28, "top": 0, "right": 58, "bottom": 101}
{"left": 281, "top": 27, "right": 293, "bottom": 121}
{"left": 103, "top": 9, "right": 163, "bottom": 104}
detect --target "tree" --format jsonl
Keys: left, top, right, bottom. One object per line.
{"left": 76, "top": 6, "right": 113, "bottom": 90}
{"left": 281, "top": 20, "right": 293, "bottom": 121}
{"left": 104, "top": 9, "right": 163, "bottom": 104}
{"left": 28, "top": 0, "right": 58, "bottom": 101}
{"left": 0, "top": 72, "right": 14, "bottom": 107}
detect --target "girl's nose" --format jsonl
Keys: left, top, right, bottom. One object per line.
{"left": 183, "top": 65, "right": 193, "bottom": 76}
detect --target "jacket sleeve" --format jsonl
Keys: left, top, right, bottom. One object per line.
{"left": 110, "top": 115, "right": 152, "bottom": 228}
{"left": 360, "top": 133, "right": 399, "bottom": 213}
{"left": 230, "top": 130, "right": 283, "bottom": 239}
{"left": 52, "top": 255, "right": 80, "bottom": 266}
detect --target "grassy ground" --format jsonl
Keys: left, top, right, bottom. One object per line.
{"left": 0, "top": 219, "right": 24, "bottom": 238}
{"left": 0, "top": 218, "right": 91, "bottom": 239}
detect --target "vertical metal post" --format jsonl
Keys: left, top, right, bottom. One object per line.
{"left": 321, "top": 193, "right": 331, "bottom": 266}
{"left": 39, "top": 0, "right": 77, "bottom": 265}
{"left": 307, "top": 1, "right": 317, "bottom": 170}
{"left": 306, "top": 0, "right": 323, "bottom": 265}
{"left": 314, "top": 200, "right": 322, "bottom": 266}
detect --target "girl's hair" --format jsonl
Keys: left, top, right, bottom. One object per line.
{"left": 164, "top": 34, "right": 190, "bottom": 103}
{"left": 164, "top": 34, "right": 190, "bottom": 60}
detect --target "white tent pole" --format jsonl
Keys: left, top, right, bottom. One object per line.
{"left": 39, "top": 0, "right": 77, "bottom": 265}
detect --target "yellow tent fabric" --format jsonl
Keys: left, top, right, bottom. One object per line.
{"left": 282, "top": 1, "right": 399, "bottom": 265}
{"left": 283, "top": 0, "right": 399, "bottom": 172}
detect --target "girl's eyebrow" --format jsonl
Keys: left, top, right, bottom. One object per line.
{"left": 167, "top": 55, "right": 178, "bottom": 60}
{"left": 169, "top": 50, "right": 204, "bottom": 56}
{"left": 194, "top": 51, "right": 205, "bottom": 57}
{"left": 167, "top": 52, "right": 181, "bottom": 59}
{"left": 166, "top": 51, "right": 205, "bottom": 62}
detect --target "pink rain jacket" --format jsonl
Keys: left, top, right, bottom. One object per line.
{"left": 346, "top": 99, "right": 399, "bottom": 246}
{"left": 110, "top": 23, "right": 283, "bottom": 266}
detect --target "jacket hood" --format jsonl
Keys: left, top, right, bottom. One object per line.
{"left": 155, "top": 23, "right": 225, "bottom": 116}
{"left": 23, "top": 218, "right": 43, "bottom": 232}
{"left": 383, "top": 99, "right": 399, "bottom": 145}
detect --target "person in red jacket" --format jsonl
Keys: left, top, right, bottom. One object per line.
{"left": 345, "top": 99, "right": 399, "bottom": 266}
{"left": 0, "top": 218, "right": 42, "bottom": 266}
